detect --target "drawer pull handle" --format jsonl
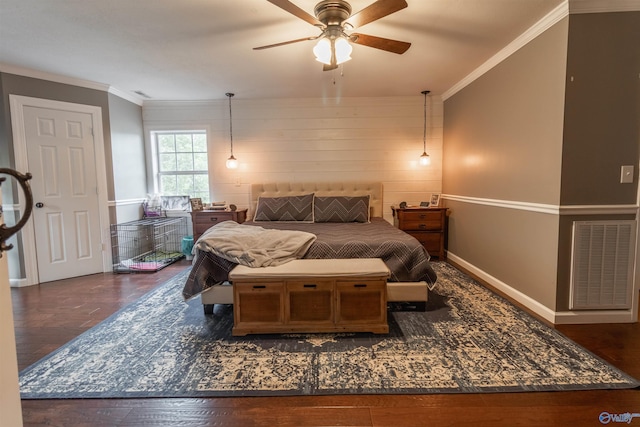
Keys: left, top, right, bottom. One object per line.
{"left": 209, "top": 217, "right": 218, "bottom": 222}
{"left": 303, "top": 284, "right": 317, "bottom": 288}
{"left": 419, "top": 214, "right": 426, "bottom": 219}
{"left": 354, "top": 284, "right": 367, "bottom": 288}
{"left": 253, "top": 285, "right": 266, "bottom": 289}
{"left": 418, "top": 224, "right": 426, "bottom": 229}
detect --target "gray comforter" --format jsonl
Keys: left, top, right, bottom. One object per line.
{"left": 182, "top": 217, "right": 437, "bottom": 300}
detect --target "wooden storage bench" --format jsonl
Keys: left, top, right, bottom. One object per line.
{"left": 229, "top": 258, "right": 390, "bottom": 336}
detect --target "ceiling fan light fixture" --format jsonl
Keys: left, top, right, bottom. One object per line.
{"left": 313, "top": 36, "right": 352, "bottom": 65}
{"left": 257, "top": 0, "right": 410, "bottom": 71}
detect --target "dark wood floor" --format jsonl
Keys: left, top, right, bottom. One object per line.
{"left": 11, "top": 260, "right": 640, "bottom": 427}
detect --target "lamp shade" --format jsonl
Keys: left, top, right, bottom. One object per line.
{"left": 334, "top": 37, "right": 352, "bottom": 64}
{"left": 313, "top": 38, "right": 332, "bottom": 64}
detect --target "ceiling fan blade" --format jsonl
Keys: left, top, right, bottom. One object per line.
{"left": 344, "top": 0, "right": 408, "bottom": 29}
{"left": 253, "top": 36, "right": 319, "bottom": 50}
{"left": 266, "top": 0, "right": 324, "bottom": 27}
{"left": 350, "top": 33, "right": 411, "bottom": 54}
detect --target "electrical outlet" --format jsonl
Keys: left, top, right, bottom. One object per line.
{"left": 620, "top": 165, "right": 634, "bottom": 184}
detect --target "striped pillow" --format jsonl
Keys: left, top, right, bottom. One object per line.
{"left": 314, "top": 195, "right": 370, "bottom": 223}
{"left": 254, "top": 194, "right": 314, "bottom": 222}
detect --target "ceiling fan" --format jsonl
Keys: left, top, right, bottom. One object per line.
{"left": 254, "top": 0, "right": 411, "bottom": 71}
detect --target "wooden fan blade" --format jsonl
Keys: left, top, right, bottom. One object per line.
{"left": 344, "top": 0, "right": 408, "bottom": 29}
{"left": 266, "top": 0, "right": 324, "bottom": 27}
{"left": 253, "top": 36, "right": 319, "bottom": 50}
{"left": 350, "top": 33, "right": 411, "bottom": 54}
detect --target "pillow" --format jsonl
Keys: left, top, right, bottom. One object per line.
{"left": 314, "top": 195, "right": 370, "bottom": 223}
{"left": 254, "top": 194, "right": 314, "bottom": 222}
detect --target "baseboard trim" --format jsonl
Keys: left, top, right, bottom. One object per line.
{"left": 10, "top": 278, "right": 31, "bottom": 288}
{"left": 447, "top": 253, "right": 638, "bottom": 324}
{"left": 553, "top": 310, "right": 636, "bottom": 324}
{"left": 446, "top": 253, "right": 557, "bottom": 323}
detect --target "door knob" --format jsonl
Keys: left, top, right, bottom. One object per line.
{"left": 35, "top": 202, "right": 44, "bottom": 208}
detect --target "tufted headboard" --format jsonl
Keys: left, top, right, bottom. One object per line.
{"left": 250, "top": 182, "right": 383, "bottom": 219}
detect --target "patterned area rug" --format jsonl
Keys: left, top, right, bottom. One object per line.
{"left": 19, "top": 263, "right": 639, "bottom": 398}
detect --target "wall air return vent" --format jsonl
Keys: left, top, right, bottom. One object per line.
{"left": 569, "top": 220, "right": 636, "bottom": 310}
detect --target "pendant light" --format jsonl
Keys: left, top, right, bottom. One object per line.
{"left": 225, "top": 92, "right": 238, "bottom": 169}
{"left": 419, "top": 90, "right": 431, "bottom": 166}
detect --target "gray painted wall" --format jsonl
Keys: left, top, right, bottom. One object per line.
{"left": 560, "top": 12, "right": 640, "bottom": 206}
{"left": 444, "top": 11, "right": 640, "bottom": 314}
{"left": 443, "top": 18, "right": 569, "bottom": 310}
{"left": 108, "top": 93, "right": 146, "bottom": 223}
{"left": 555, "top": 11, "right": 640, "bottom": 311}
{"left": 443, "top": 19, "right": 568, "bottom": 205}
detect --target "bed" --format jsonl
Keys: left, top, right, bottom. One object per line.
{"left": 182, "top": 182, "right": 438, "bottom": 313}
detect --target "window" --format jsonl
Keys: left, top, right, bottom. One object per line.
{"left": 153, "top": 131, "right": 210, "bottom": 203}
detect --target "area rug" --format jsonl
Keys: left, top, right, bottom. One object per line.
{"left": 19, "top": 263, "right": 639, "bottom": 398}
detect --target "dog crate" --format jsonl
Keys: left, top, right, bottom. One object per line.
{"left": 111, "top": 216, "right": 188, "bottom": 273}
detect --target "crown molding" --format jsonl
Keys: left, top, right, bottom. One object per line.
{"left": 0, "top": 62, "right": 109, "bottom": 91}
{"left": 107, "top": 86, "right": 144, "bottom": 106}
{"left": 442, "top": 2, "right": 569, "bottom": 101}
{"left": 0, "top": 62, "right": 144, "bottom": 106}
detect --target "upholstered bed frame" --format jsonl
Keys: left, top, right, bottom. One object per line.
{"left": 248, "top": 182, "right": 384, "bottom": 219}
{"left": 199, "top": 181, "right": 428, "bottom": 309}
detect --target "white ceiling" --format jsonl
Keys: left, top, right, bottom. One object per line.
{"left": 0, "top": 0, "right": 605, "bottom": 102}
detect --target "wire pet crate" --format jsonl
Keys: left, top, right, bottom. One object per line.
{"left": 111, "top": 217, "right": 188, "bottom": 273}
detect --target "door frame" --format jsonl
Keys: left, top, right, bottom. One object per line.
{"left": 9, "top": 95, "right": 111, "bottom": 285}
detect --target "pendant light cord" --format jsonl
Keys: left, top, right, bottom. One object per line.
{"left": 422, "top": 90, "right": 430, "bottom": 152}
{"left": 226, "top": 93, "right": 234, "bottom": 156}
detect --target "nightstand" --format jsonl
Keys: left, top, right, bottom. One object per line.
{"left": 191, "top": 208, "right": 247, "bottom": 241}
{"left": 392, "top": 206, "right": 448, "bottom": 260}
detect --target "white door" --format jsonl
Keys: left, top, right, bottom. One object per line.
{"left": 23, "top": 106, "right": 104, "bottom": 283}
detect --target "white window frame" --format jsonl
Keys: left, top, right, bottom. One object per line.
{"left": 146, "top": 126, "right": 211, "bottom": 202}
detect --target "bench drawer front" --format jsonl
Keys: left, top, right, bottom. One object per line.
{"left": 336, "top": 279, "right": 387, "bottom": 325}
{"left": 234, "top": 282, "right": 284, "bottom": 324}
{"left": 286, "top": 280, "right": 333, "bottom": 323}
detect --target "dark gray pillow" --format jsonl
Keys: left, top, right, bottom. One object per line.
{"left": 254, "top": 194, "right": 314, "bottom": 222}
{"left": 314, "top": 195, "right": 370, "bottom": 223}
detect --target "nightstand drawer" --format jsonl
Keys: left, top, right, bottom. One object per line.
{"left": 411, "top": 232, "right": 443, "bottom": 258}
{"left": 193, "top": 212, "right": 235, "bottom": 226}
{"left": 398, "top": 210, "right": 444, "bottom": 231}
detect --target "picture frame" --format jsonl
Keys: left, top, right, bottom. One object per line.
{"left": 420, "top": 201, "right": 430, "bottom": 207}
{"left": 190, "top": 197, "right": 203, "bottom": 211}
{"left": 430, "top": 193, "right": 441, "bottom": 207}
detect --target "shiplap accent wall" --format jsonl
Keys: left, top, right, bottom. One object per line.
{"left": 143, "top": 96, "right": 443, "bottom": 223}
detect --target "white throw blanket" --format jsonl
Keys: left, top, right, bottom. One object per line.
{"left": 195, "top": 221, "right": 317, "bottom": 267}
